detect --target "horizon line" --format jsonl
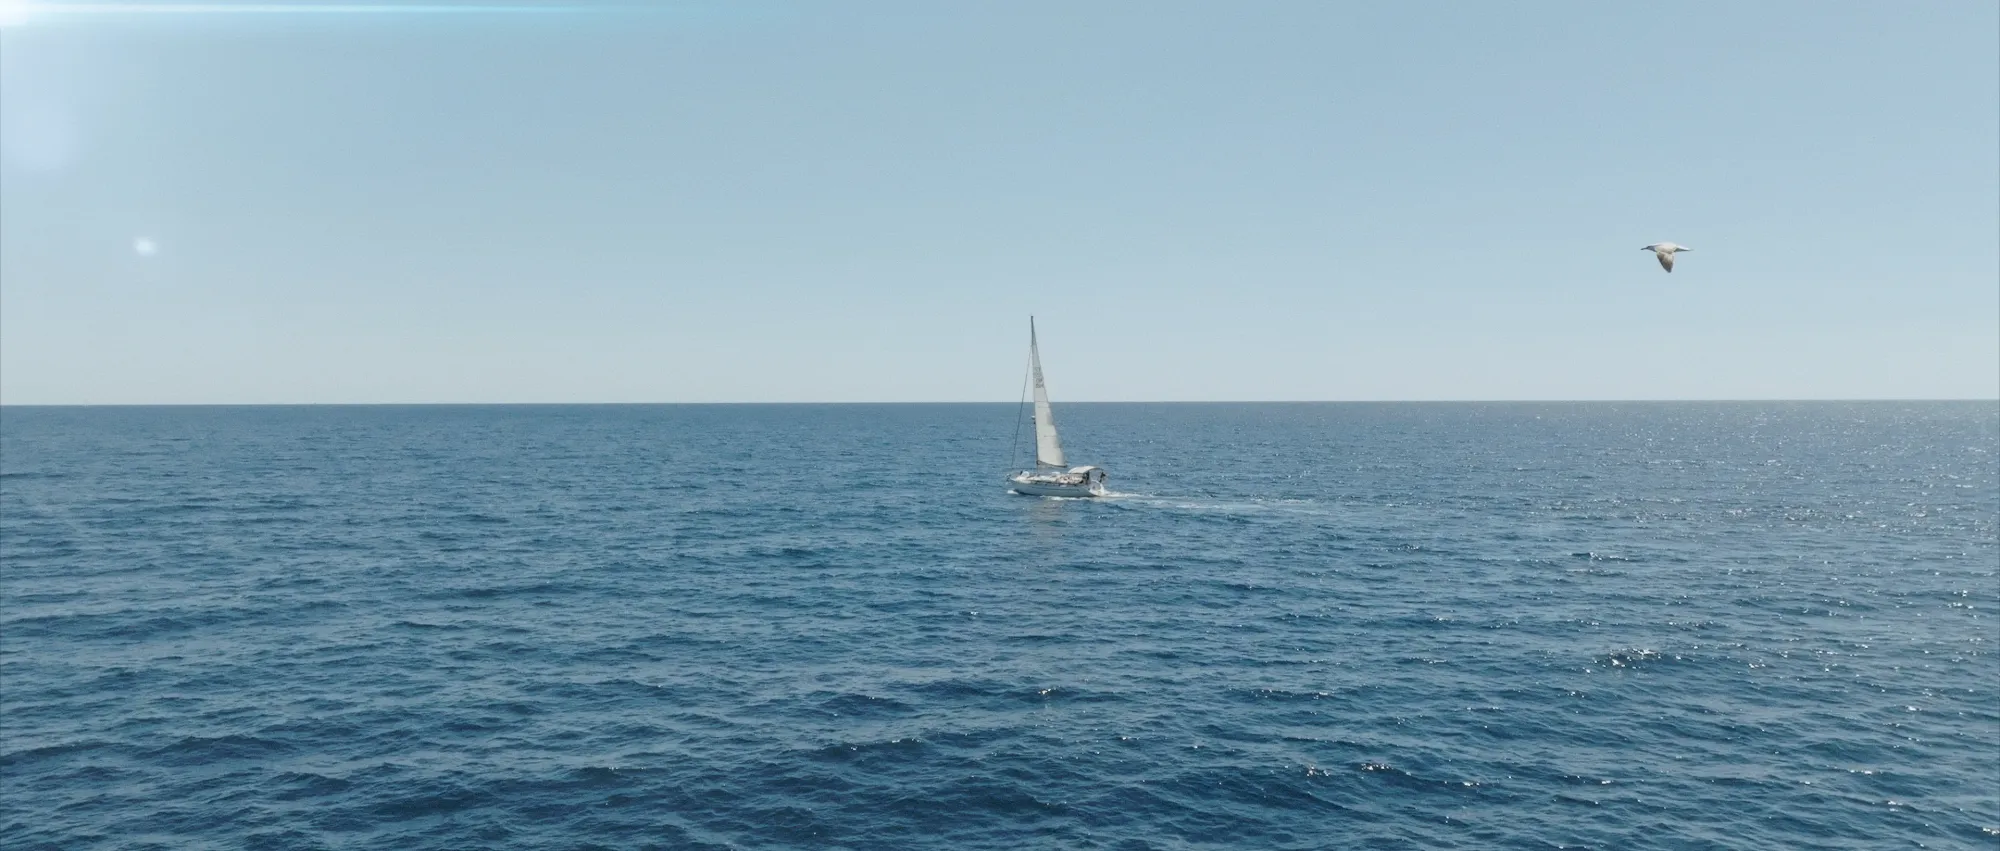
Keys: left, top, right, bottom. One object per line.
{"left": 3, "top": 398, "right": 1996, "bottom": 408}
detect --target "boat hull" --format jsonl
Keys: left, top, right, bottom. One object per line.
{"left": 1008, "top": 477, "right": 1106, "bottom": 498}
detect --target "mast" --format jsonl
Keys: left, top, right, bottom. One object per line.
{"left": 1029, "top": 316, "right": 1067, "bottom": 469}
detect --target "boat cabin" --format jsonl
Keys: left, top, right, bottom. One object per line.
{"left": 1060, "top": 465, "right": 1104, "bottom": 485}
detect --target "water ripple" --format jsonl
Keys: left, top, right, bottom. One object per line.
{"left": 1, "top": 402, "right": 1994, "bottom": 849}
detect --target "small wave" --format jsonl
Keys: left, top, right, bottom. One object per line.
{"left": 145, "top": 734, "right": 291, "bottom": 767}
{"left": 0, "top": 739, "right": 117, "bottom": 768}
{"left": 1250, "top": 687, "right": 1338, "bottom": 702}
{"left": 1568, "top": 551, "right": 1636, "bottom": 562}
{"left": 367, "top": 784, "right": 494, "bottom": 820}
{"left": 392, "top": 619, "right": 468, "bottom": 631}
{"left": 900, "top": 679, "right": 1009, "bottom": 703}
{"left": 269, "top": 771, "right": 355, "bottom": 801}
{"left": 815, "top": 692, "right": 916, "bottom": 718}
{"left": 569, "top": 765, "right": 653, "bottom": 787}
{"left": 894, "top": 678, "right": 1097, "bottom": 708}
{"left": 746, "top": 545, "right": 824, "bottom": 559}
{"left": 1594, "top": 648, "right": 1690, "bottom": 669}
{"left": 1354, "top": 761, "right": 1483, "bottom": 792}
{"left": 808, "top": 736, "right": 931, "bottom": 763}
{"left": 446, "top": 582, "right": 576, "bottom": 601}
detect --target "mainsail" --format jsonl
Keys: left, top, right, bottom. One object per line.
{"left": 1029, "top": 317, "right": 1067, "bottom": 469}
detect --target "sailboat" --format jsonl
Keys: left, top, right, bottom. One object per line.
{"left": 1007, "top": 317, "right": 1108, "bottom": 497}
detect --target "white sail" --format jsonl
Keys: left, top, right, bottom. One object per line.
{"left": 1029, "top": 317, "right": 1067, "bottom": 469}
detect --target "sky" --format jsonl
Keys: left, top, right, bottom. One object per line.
{"left": 1, "top": 0, "right": 1995, "bottom": 404}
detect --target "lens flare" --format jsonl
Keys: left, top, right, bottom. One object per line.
{"left": 0, "top": 1, "right": 36, "bottom": 28}
{"left": 0, "top": 2, "right": 565, "bottom": 22}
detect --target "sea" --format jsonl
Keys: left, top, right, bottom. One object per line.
{"left": 1, "top": 402, "right": 1995, "bottom": 850}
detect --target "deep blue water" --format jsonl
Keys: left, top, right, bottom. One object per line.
{"left": 2, "top": 402, "right": 1995, "bottom": 850}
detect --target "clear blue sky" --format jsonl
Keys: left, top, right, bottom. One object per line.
{"left": 2, "top": 1, "right": 1995, "bottom": 403}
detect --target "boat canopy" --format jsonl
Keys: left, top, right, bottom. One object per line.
{"left": 1066, "top": 466, "right": 1099, "bottom": 474}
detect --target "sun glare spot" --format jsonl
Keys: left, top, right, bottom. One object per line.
{"left": 0, "top": 0, "right": 36, "bottom": 28}
{"left": 0, "top": 3, "right": 570, "bottom": 25}
{"left": 133, "top": 237, "right": 158, "bottom": 257}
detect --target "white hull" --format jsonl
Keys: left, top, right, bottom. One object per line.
{"left": 1008, "top": 475, "right": 1106, "bottom": 498}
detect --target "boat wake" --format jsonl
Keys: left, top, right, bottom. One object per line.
{"left": 1097, "top": 492, "right": 1337, "bottom": 516}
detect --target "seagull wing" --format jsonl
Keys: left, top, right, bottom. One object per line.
{"left": 1656, "top": 249, "right": 1674, "bottom": 272}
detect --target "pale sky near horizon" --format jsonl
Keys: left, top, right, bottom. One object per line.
{"left": 2, "top": 1, "right": 1996, "bottom": 404}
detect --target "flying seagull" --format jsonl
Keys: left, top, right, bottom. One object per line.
{"left": 1643, "top": 242, "right": 1690, "bottom": 273}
